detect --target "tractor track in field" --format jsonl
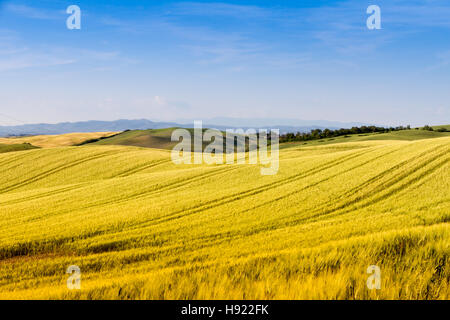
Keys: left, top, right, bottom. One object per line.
{"left": 117, "top": 158, "right": 172, "bottom": 177}
{"left": 19, "top": 165, "right": 243, "bottom": 218}
{"left": 0, "top": 183, "right": 90, "bottom": 206}
{"left": 1, "top": 138, "right": 448, "bottom": 262}
{"left": 1, "top": 160, "right": 234, "bottom": 209}
{"left": 0, "top": 150, "right": 125, "bottom": 194}
{"left": 99, "top": 148, "right": 449, "bottom": 252}
{"left": 0, "top": 148, "right": 71, "bottom": 171}
{"left": 125, "top": 142, "right": 449, "bottom": 242}
{"left": 273, "top": 145, "right": 450, "bottom": 228}
{"left": 44, "top": 148, "right": 372, "bottom": 241}
{"left": 238, "top": 142, "right": 449, "bottom": 219}
{"left": 235, "top": 145, "right": 409, "bottom": 215}
{"left": 115, "top": 148, "right": 374, "bottom": 231}
{"left": 180, "top": 147, "right": 450, "bottom": 247}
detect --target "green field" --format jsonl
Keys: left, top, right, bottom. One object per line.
{"left": 433, "top": 125, "right": 450, "bottom": 131}
{"left": 0, "top": 132, "right": 118, "bottom": 148}
{"left": 85, "top": 128, "right": 251, "bottom": 152}
{"left": 86, "top": 128, "right": 183, "bottom": 150}
{"left": 82, "top": 127, "right": 450, "bottom": 151}
{"left": 0, "top": 143, "right": 38, "bottom": 154}
{"left": 0, "top": 130, "right": 448, "bottom": 299}
{"left": 280, "top": 128, "right": 450, "bottom": 149}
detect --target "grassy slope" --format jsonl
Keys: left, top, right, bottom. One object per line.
{"left": 82, "top": 127, "right": 450, "bottom": 151}
{"left": 0, "top": 143, "right": 38, "bottom": 154}
{"left": 88, "top": 128, "right": 178, "bottom": 150}
{"left": 280, "top": 128, "right": 450, "bottom": 149}
{"left": 0, "top": 132, "right": 118, "bottom": 148}
{"left": 433, "top": 124, "right": 450, "bottom": 131}
{"left": 88, "top": 128, "right": 225, "bottom": 151}
{"left": 0, "top": 136, "right": 448, "bottom": 299}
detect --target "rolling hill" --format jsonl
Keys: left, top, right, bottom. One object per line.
{"left": 0, "top": 132, "right": 118, "bottom": 148}
{"left": 0, "top": 133, "right": 448, "bottom": 299}
{"left": 0, "top": 119, "right": 169, "bottom": 137}
{"left": 0, "top": 143, "right": 38, "bottom": 154}
{"left": 79, "top": 127, "right": 450, "bottom": 151}
{"left": 433, "top": 124, "right": 450, "bottom": 131}
{"left": 83, "top": 128, "right": 238, "bottom": 151}
{"left": 0, "top": 118, "right": 374, "bottom": 137}
{"left": 280, "top": 128, "right": 450, "bottom": 149}
{"left": 84, "top": 128, "right": 180, "bottom": 150}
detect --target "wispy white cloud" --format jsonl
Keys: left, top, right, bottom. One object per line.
{"left": 0, "top": 41, "right": 124, "bottom": 71}
{"left": 0, "top": 41, "right": 76, "bottom": 71}
{"left": 425, "top": 50, "right": 450, "bottom": 71}
{"left": 78, "top": 50, "right": 120, "bottom": 61}
{"left": 294, "top": 0, "right": 450, "bottom": 55}
{"left": 147, "top": 95, "right": 191, "bottom": 110}
{"left": 96, "top": 0, "right": 450, "bottom": 67}
{"left": 0, "top": 16, "right": 130, "bottom": 71}
{"left": 386, "top": 2, "right": 450, "bottom": 28}
{"left": 3, "top": 3, "right": 61, "bottom": 20}
{"left": 167, "top": 2, "right": 271, "bottom": 19}
{"left": 184, "top": 41, "right": 265, "bottom": 65}
{"left": 0, "top": 54, "right": 75, "bottom": 71}
{"left": 437, "top": 50, "right": 450, "bottom": 66}
{"left": 125, "top": 96, "right": 192, "bottom": 121}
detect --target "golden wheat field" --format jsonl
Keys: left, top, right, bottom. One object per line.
{"left": 0, "top": 136, "right": 448, "bottom": 299}
{"left": 0, "top": 132, "right": 118, "bottom": 148}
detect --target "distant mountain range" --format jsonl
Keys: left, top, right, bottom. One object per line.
{"left": 0, "top": 118, "right": 375, "bottom": 137}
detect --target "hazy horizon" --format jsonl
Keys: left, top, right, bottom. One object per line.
{"left": 0, "top": 116, "right": 379, "bottom": 127}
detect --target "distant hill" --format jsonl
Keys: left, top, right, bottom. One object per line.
{"left": 80, "top": 126, "right": 450, "bottom": 151}
{"left": 0, "top": 118, "right": 373, "bottom": 137}
{"left": 83, "top": 128, "right": 227, "bottom": 151}
{"left": 0, "top": 119, "right": 176, "bottom": 137}
{"left": 177, "top": 117, "right": 374, "bottom": 128}
{"left": 0, "top": 143, "right": 39, "bottom": 154}
{"left": 0, "top": 132, "right": 117, "bottom": 148}
{"left": 2, "top": 124, "right": 447, "bottom": 153}
{"left": 433, "top": 124, "right": 450, "bottom": 131}
{"left": 84, "top": 128, "right": 182, "bottom": 150}
{"left": 280, "top": 128, "right": 450, "bottom": 149}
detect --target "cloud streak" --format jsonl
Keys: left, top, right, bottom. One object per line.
{"left": 3, "top": 3, "right": 61, "bottom": 20}
{"left": 167, "top": 2, "right": 271, "bottom": 18}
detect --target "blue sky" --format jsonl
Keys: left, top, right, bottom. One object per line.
{"left": 0, "top": 0, "right": 449, "bottom": 126}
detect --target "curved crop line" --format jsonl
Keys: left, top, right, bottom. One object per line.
{"left": 285, "top": 143, "right": 450, "bottom": 214}
{"left": 47, "top": 165, "right": 242, "bottom": 217}
{"left": 12, "top": 166, "right": 242, "bottom": 224}
{"left": 0, "top": 182, "right": 90, "bottom": 207}
{"left": 113, "top": 165, "right": 240, "bottom": 202}
{"left": 0, "top": 152, "right": 36, "bottom": 168}
{"left": 134, "top": 144, "right": 449, "bottom": 239}
{"left": 117, "top": 158, "right": 172, "bottom": 177}
{"left": 341, "top": 145, "right": 450, "bottom": 207}
{"left": 118, "top": 149, "right": 373, "bottom": 232}
{"left": 205, "top": 151, "right": 450, "bottom": 245}
{"left": 0, "top": 150, "right": 121, "bottom": 194}
{"left": 4, "top": 142, "right": 446, "bottom": 253}
{"left": 26, "top": 149, "right": 366, "bottom": 228}
{"left": 276, "top": 147, "right": 450, "bottom": 228}
{"left": 236, "top": 145, "right": 407, "bottom": 215}
{"left": 0, "top": 148, "right": 72, "bottom": 170}
{"left": 335, "top": 144, "right": 449, "bottom": 201}
{"left": 347, "top": 152, "right": 449, "bottom": 211}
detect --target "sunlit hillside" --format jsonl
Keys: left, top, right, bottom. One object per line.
{"left": 0, "top": 143, "right": 38, "bottom": 154}
{"left": 0, "top": 135, "right": 448, "bottom": 299}
{"left": 0, "top": 132, "right": 118, "bottom": 148}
